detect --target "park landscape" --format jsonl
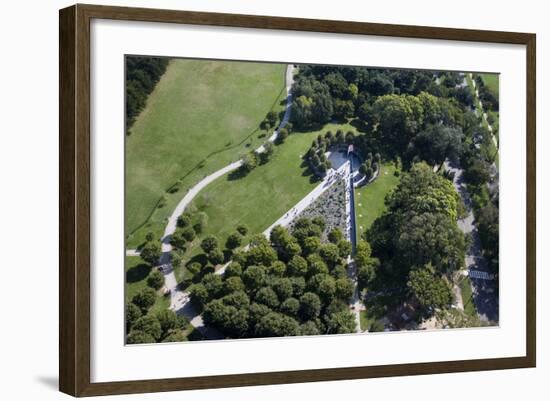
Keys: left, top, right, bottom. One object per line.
{"left": 124, "top": 56, "right": 500, "bottom": 344}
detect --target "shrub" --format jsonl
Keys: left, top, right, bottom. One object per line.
{"left": 147, "top": 270, "right": 165, "bottom": 290}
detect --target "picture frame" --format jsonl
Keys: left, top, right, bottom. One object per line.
{"left": 59, "top": 3, "right": 536, "bottom": 397}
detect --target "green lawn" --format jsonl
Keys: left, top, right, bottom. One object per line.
{"left": 459, "top": 276, "right": 477, "bottom": 318}
{"left": 354, "top": 163, "right": 399, "bottom": 238}
{"left": 125, "top": 256, "right": 170, "bottom": 314}
{"left": 125, "top": 59, "right": 286, "bottom": 247}
{"left": 479, "top": 73, "right": 499, "bottom": 97}
{"left": 167, "top": 123, "right": 358, "bottom": 270}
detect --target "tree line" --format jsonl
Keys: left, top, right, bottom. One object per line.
{"left": 126, "top": 56, "right": 169, "bottom": 131}
{"left": 186, "top": 217, "right": 358, "bottom": 338}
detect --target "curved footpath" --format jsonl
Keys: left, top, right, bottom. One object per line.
{"left": 155, "top": 65, "right": 295, "bottom": 339}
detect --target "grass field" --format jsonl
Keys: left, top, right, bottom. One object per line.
{"left": 125, "top": 256, "right": 170, "bottom": 315}
{"left": 125, "top": 59, "right": 286, "bottom": 247}
{"left": 354, "top": 162, "right": 399, "bottom": 238}
{"left": 459, "top": 276, "right": 477, "bottom": 318}
{"left": 159, "top": 123, "right": 357, "bottom": 276}
{"left": 479, "top": 73, "right": 499, "bottom": 97}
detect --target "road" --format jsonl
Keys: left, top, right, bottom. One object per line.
{"left": 445, "top": 160, "right": 499, "bottom": 323}
{"left": 151, "top": 65, "right": 296, "bottom": 339}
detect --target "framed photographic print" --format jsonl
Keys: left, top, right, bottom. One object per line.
{"left": 59, "top": 4, "right": 536, "bottom": 397}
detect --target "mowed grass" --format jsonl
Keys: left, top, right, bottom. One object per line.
{"left": 459, "top": 276, "right": 477, "bottom": 318}
{"left": 354, "top": 163, "right": 399, "bottom": 238}
{"left": 479, "top": 73, "right": 499, "bottom": 97}
{"left": 126, "top": 59, "right": 286, "bottom": 246}
{"left": 189, "top": 122, "right": 360, "bottom": 253}
{"left": 125, "top": 256, "right": 170, "bottom": 314}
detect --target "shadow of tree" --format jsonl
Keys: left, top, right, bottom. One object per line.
{"left": 126, "top": 262, "right": 151, "bottom": 283}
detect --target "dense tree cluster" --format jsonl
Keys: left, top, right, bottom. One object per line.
{"left": 126, "top": 306, "right": 188, "bottom": 344}
{"left": 475, "top": 75, "right": 499, "bottom": 112}
{"left": 126, "top": 56, "right": 169, "bottom": 130}
{"left": 367, "top": 163, "right": 465, "bottom": 315}
{"left": 187, "top": 217, "right": 356, "bottom": 338}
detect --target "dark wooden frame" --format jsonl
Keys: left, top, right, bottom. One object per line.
{"left": 59, "top": 3, "right": 536, "bottom": 397}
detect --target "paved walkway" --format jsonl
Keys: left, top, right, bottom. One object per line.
{"left": 445, "top": 160, "right": 499, "bottom": 322}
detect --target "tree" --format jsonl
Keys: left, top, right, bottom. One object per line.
{"left": 337, "top": 240, "right": 352, "bottom": 258}
{"left": 189, "top": 284, "right": 209, "bottom": 311}
{"left": 464, "top": 159, "right": 491, "bottom": 186}
{"left": 357, "top": 259, "right": 379, "bottom": 289}
{"left": 225, "top": 262, "right": 243, "bottom": 277}
{"left": 271, "top": 277, "right": 294, "bottom": 301}
{"left": 162, "top": 331, "right": 187, "bottom": 343}
{"left": 202, "top": 273, "right": 223, "bottom": 299}
{"left": 226, "top": 232, "right": 243, "bottom": 250}
{"left": 359, "top": 163, "right": 368, "bottom": 176}
{"left": 299, "top": 292, "right": 321, "bottom": 320}
{"left": 407, "top": 266, "right": 452, "bottom": 311}
{"left": 317, "top": 275, "right": 337, "bottom": 303}
{"left": 242, "top": 265, "right": 267, "bottom": 292}
{"left": 223, "top": 276, "right": 245, "bottom": 295}
{"left": 222, "top": 290, "right": 250, "bottom": 309}
{"left": 247, "top": 243, "right": 278, "bottom": 267}
{"left": 170, "top": 230, "right": 187, "bottom": 250}
{"left": 369, "top": 94, "right": 424, "bottom": 155}
{"left": 177, "top": 214, "right": 191, "bottom": 228}
{"left": 269, "top": 261, "right": 286, "bottom": 277}
{"left": 145, "top": 232, "right": 154, "bottom": 242}
{"left": 127, "top": 330, "right": 155, "bottom": 345}
{"left": 335, "top": 278, "right": 354, "bottom": 300}
{"left": 208, "top": 249, "right": 225, "bottom": 265}
{"left": 280, "top": 298, "right": 300, "bottom": 317}
{"left": 125, "top": 302, "right": 142, "bottom": 330}
{"left": 200, "top": 235, "right": 219, "bottom": 253}
{"left": 318, "top": 243, "right": 341, "bottom": 267}
{"left": 325, "top": 310, "right": 357, "bottom": 334}
{"left": 155, "top": 309, "right": 180, "bottom": 338}
{"left": 170, "top": 251, "right": 182, "bottom": 268}
{"left": 302, "top": 236, "right": 321, "bottom": 255}
{"left": 269, "top": 225, "right": 289, "bottom": 248}
{"left": 132, "top": 287, "right": 157, "bottom": 313}
{"left": 287, "top": 255, "right": 308, "bottom": 276}
{"left": 248, "top": 302, "right": 273, "bottom": 327}
{"left": 300, "top": 321, "right": 321, "bottom": 336}
{"left": 277, "top": 127, "right": 289, "bottom": 143}
{"left": 140, "top": 241, "right": 161, "bottom": 265}
{"left": 255, "top": 287, "right": 280, "bottom": 309}
{"left": 260, "top": 142, "right": 275, "bottom": 163}
{"left": 242, "top": 152, "right": 258, "bottom": 172}
{"left": 255, "top": 312, "right": 300, "bottom": 337}
{"left": 307, "top": 254, "right": 329, "bottom": 276}
{"left": 203, "top": 300, "right": 249, "bottom": 338}
{"left": 236, "top": 224, "right": 248, "bottom": 236}
{"left": 181, "top": 227, "right": 196, "bottom": 242}
{"left": 132, "top": 315, "right": 162, "bottom": 341}
{"left": 147, "top": 270, "right": 165, "bottom": 290}
{"left": 327, "top": 228, "right": 344, "bottom": 244}
{"left": 413, "top": 124, "right": 463, "bottom": 166}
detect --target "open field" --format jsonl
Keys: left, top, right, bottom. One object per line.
{"left": 354, "top": 162, "right": 399, "bottom": 237}
{"left": 479, "top": 73, "right": 499, "bottom": 97}
{"left": 156, "top": 123, "right": 356, "bottom": 277}
{"left": 125, "top": 59, "right": 286, "bottom": 247}
{"left": 125, "top": 256, "right": 170, "bottom": 315}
